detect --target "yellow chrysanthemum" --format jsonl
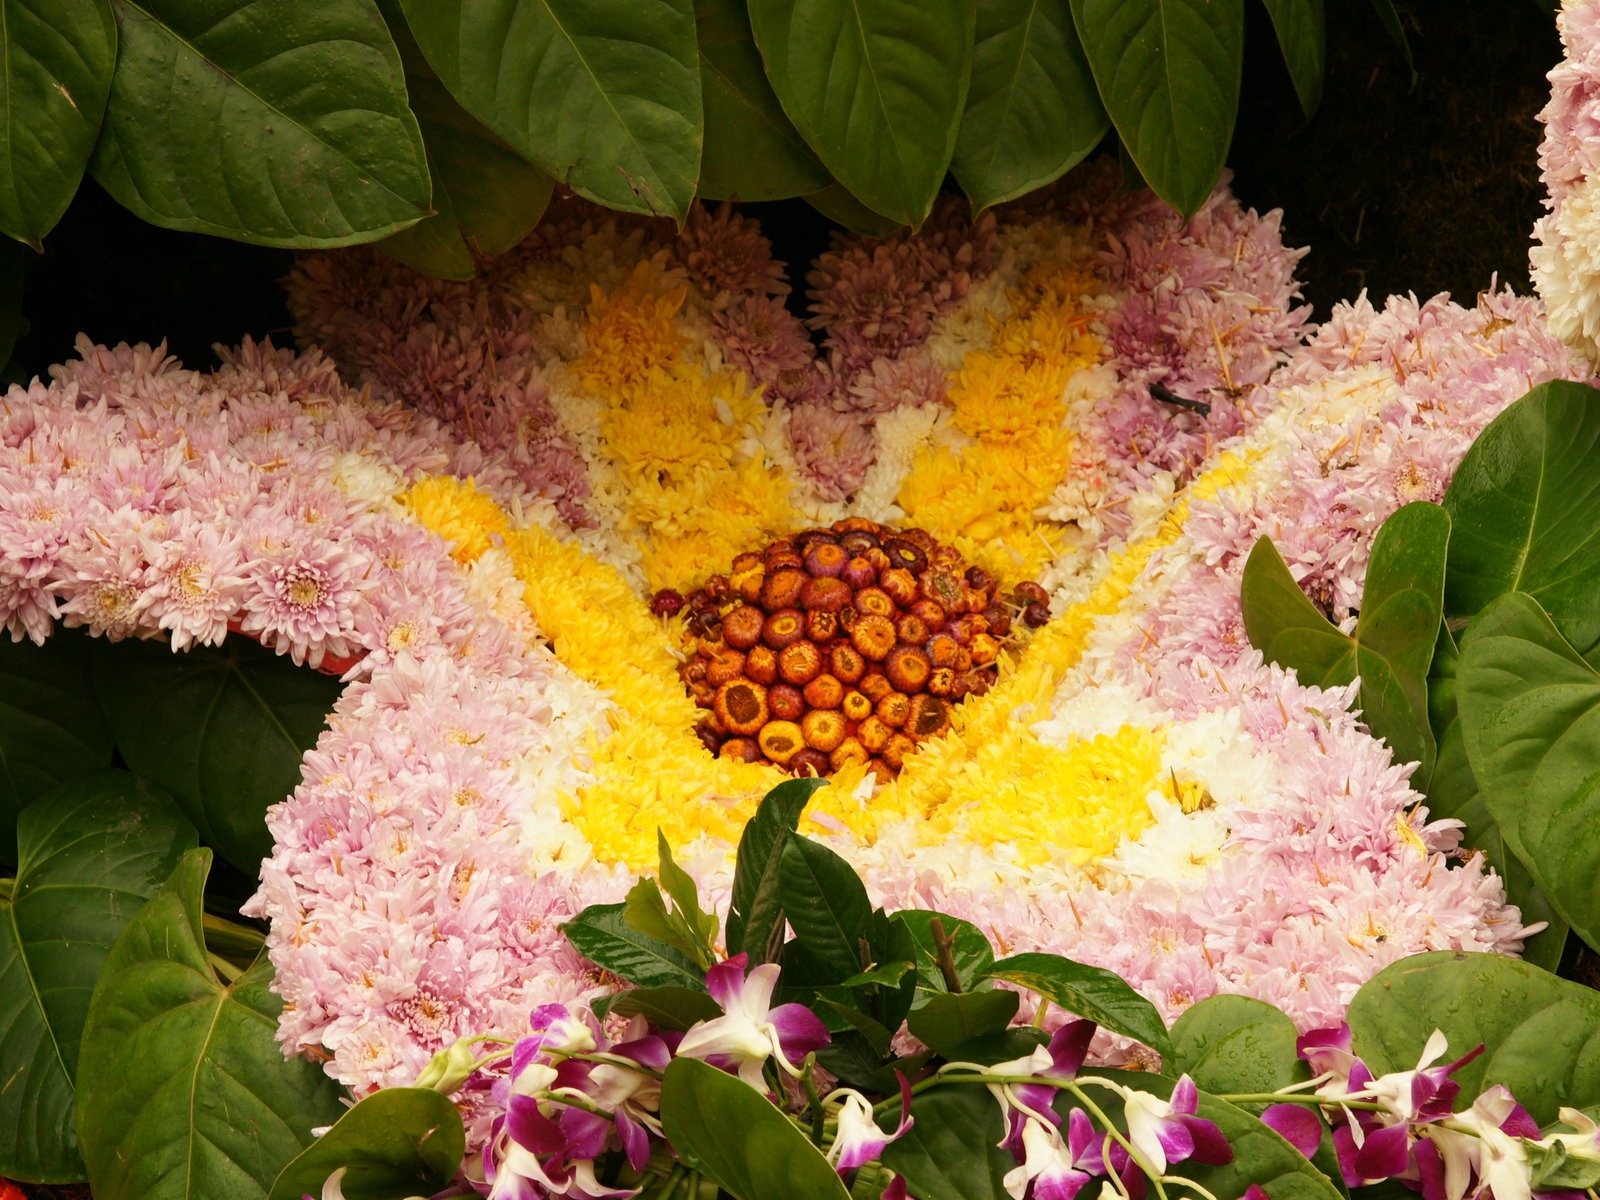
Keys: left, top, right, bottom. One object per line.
{"left": 572, "top": 262, "right": 691, "bottom": 396}
{"left": 399, "top": 476, "right": 510, "bottom": 564}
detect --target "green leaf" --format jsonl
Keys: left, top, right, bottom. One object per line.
{"left": 986, "top": 951, "right": 1172, "bottom": 1059}
{"left": 1457, "top": 591, "right": 1600, "bottom": 950}
{"left": 951, "top": 0, "right": 1108, "bottom": 211}
{"left": 1259, "top": 0, "right": 1324, "bottom": 117}
{"left": 90, "top": 0, "right": 430, "bottom": 246}
{"left": 0, "top": 772, "right": 195, "bottom": 1183}
{"left": 1243, "top": 501, "right": 1450, "bottom": 777}
{"left": 266, "top": 1088, "right": 464, "bottom": 1200}
{"left": 657, "top": 829, "right": 719, "bottom": 962}
{"left": 778, "top": 835, "right": 874, "bottom": 981}
{"left": 605, "top": 985, "right": 722, "bottom": 1031}
{"left": 1347, "top": 950, "right": 1600, "bottom": 1126}
{"left": 90, "top": 633, "right": 342, "bottom": 874}
{"left": 1168, "top": 995, "right": 1305, "bottom": 1098}
{"left": 695, "top": 0, "right": 829, "bottom": 201}
{"left": 0, "top": 0, "right": 116, "bottom": 246}
{"left": 401, "top": 0, "right": 701, "bottom": 221}
{"left": 1069, "top": 0, "right": 1244, "bottom": 218}
{"left": 376, "top": 12, "right": 552, "bottom": 278}
{"left": 880, "top": 1085, "right": 1012, "bottom": 1200}
{"left": 659, "top": 1057, "right": 850, "bottom": 1200}
{"left": 893, "top": 909, "right": 995, "bottom": 996}
{"left": 726, "top": 777, "right": 827, "bottom": 962}
{"left": 804, "top": 181, "right": 903, "bottom": 237}
{"left": 906, "top": 989, "right": 1019, "bottom": 1057}
{"left": 748, "top": 0, "right": 977, "bottom": 227}
{"left": 77, "top": 848, "right": 346, "bottom": 1199}
{"left": 562, "top": 902, "right": 706, "bottom": 990}
{"left": 1365, "top": 0, "right": 1415, "bottom": 82}
{"left": 0, "top": 625, "right": 114, "bottom": 866}
{"left": 1442, "top": 380, "right": 1600, "bottom": 659}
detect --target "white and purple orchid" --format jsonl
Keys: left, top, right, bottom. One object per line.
{"left": 675, "top": 953, "right": 831, "bottom": 1090}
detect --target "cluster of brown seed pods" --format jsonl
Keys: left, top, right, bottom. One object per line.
{"left": 651, "top": 518, "right": 1051, "bottom": 780}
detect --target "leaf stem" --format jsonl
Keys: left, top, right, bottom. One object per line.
{"left": 928, "top": 916, "right": 963, "bottom": 993}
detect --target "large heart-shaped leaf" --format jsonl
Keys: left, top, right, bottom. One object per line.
{"left": 726, "top": 777, "right": 827, "bottom": 962}
{"left": 90, "top": 0, "right": 431, "bottom": 246}
{"left": 660, "top": 1057, "right": 850, "bottom": 1200}
{"left": 90, "top": 634, "right": 342, "bottom": 874}
{"left": 0, "top": 625, "right": 114, "bottom": 866}
{"left": 1242, "top": 501, "right": 1449, "bottom": 777}
{"left": 267, "top": 1087, "right": 464, "bottom": 1200}
{"left": 748, "top": 0, "right": 977, "bottom": 227}
{"left": 377, "top": 14, "right": 553, "bottom": 278}
{"left": 880, "top": 1085, "right": 1012, "bottom": 1200}
{"left": 695, "top": 0, "right": 829, "bottom": 202}
{"left": 1259, "top": 0, "right": 1324, "bottom": 118}
{"left": 986, "top": 951, "right": 1172, "bottom": 1059}
{"left": 1457, "top": 590, "right": 1600, "bottom": 950}
{"left": 0, "top": 0, "right": 116, "bottom": 247}
{"left": 1068, "top": 0, "right": 1244, "bottom": 218}
{"left": 1443, "top": 380, "right": 1600, "bottom": 661}
{"left": 952, "top": 0, "right": 1108, "bottom": 212}
{"left": 77, "top": 848, "right": 346, "bottom": 1200}
{"left": 805, "top": 181, "right": 903, "bottom": 236}
{"left": 1168, "top": 994, "right": 1305, "bottom": 1099}
{"left": 402, "top": 0, "right": 701, "bottom": 222}
{"left": 1348, "top": 951, "right": 1600, "bottom": 1126}
{"left": 0, "top": 772, "right": 195, "bottom": 1182}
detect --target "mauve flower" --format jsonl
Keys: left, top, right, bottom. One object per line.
{"left": 1122, "top": 1074, "right": 1232, "bottom": 1175}
{"left": 1003, "top": 1110, "right": 1107, "bottom": 1200}
{"left": 675, "top": 953, "right": 830, "bottom": 1090}
{"left": 825, "top": 1075, "right": 914, "bottom": 1172}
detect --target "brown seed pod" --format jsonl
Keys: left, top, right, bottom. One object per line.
{"left": 684, "top": 658, "right": 709, "bottom": 683}
{"left": 830, "top": 737, "right": 869, "bottom": 772}
{"left": 722, "top": 604, "right": 765, "bottom": 650}
{"left": 859, "top": 671, "right": 893, "bottom": 703}
{"left": 714, "top": 679, "right": 768, "bottom": 736}
{"left": 832, "top": 516, "right": 878, "bottom": 534}
{"left": 793, "top": 528, "right": 838, "bottom": 550}
{"left": 696, "top": 719, "right": 721, "bottom": 753}
{"left": 951, "top": 614, "right": 988, "bottom": 644}
{"left": 906, "top": 694, "right": 951, "bottom": 740}
{"left": 720, "top": 737, "right": 763, "bottom": 763}
{"left": 850, "top": 614, "right": 897, "bottom": 661}
{"left": 650, "top": 589, "right": 685, "bottom": 617}
{"left": 800, "top": 575, "right": 851, "bottom": 612}
{"left": 864, "top": 757, "right": 895, "bottom": 785}
{"left": 840, "top": 556, "right": 878, "bottom": 590}
{"left": 969, "top": 633, "right": 1000, "bottom": 666}
{"left": 806, "top": 609, "right": 839, "bottom": 643}
{"left": 803, "top": 673, "right": 844, "bottom": 710}
{"left": 965, "top": 565, "right": 994, "bottom": 593}
{"left": 864, "top": 546, "right": 892, "bottom": 573}
{"left": 803, "top": 542, "right": 849, "bottom": 578}
{"left": 857, "top": 715, "right": 890, "bottom": 753}
{"left": 884, "top": 643, "right": 932, "bottom": 693}
{"left": 790, "top": 748, "right": 831, "bottom": 777}
{"left": 762, "top": 609, "right": 806, "bottom": 650}
{"left": 769, "top": 683, "right": 805, "bottom": 722}
{"left": 838, "top": 529, "right": 881, "bottom": 556}
{"left": 1023, "top": 601, "right": 1051, "bottom": 628}
{"left": 689, "top": 609, "right": 721, "bottom": 638}
{"left": 881, "top": 537, "right": 929, "bottom": 574}
{"left": 927, "top": 666, "right": 957, "bottom": 697}
{"left": 801, "top": 708, "right": 847, "bottom": 753}
{"left": 765, "top": 549, "right": 804, "bottom": 573}
{"left": 829, "top": 642, "right": 867, "bottom": 684}
{"left": 926, "top": 633, "right": 962, "bottom": 669}
{"left": 731, "top": 553, "right": 766, "bottom": 603}
{"left": 879, "top": 566, "right": 919, "bottom": 607}
{"left": 778, "top": 640, "right": 823, "bottom": 686}
{"left": 881, "top": 731, "right": 916, "bottom": 771}
{"left": 958, "top": 669, "right": 991, "bottom": 698}
{"left": 705, "top": 647, "right": 747, "bottom": 687}
{"left": 703, "top": 575, "right": 731, "bottom": 603}
{"left": 854, "top": 586, "right": 895, "bottom": 619}
{"left": 908, "top": 598, "right": 947, "bottom": 628}
{"left": 841, "top": 689, "right": 874, "bottom": 722}
{"left": 745, "top": 644, "right": 779, "bottom": 685}
{"left": 895, "top": 614, "right": 929, "bottom": 645}
{"left": 982, "top": 603, "right": 1012, "bottom": 638}
{"left": 761, "top": 567, "right": 806, "bottom": 611}
{"left": 758, "top": 719, "right": 806, "bottom": 765}
{"left": 875, "top": 691, "right": 912, "bottom": 729}
{"left": 901, "top": 527, "right": 936, "bottom": 551}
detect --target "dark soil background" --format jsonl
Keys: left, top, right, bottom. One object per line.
{"left": 11, "top": 1, "right": 1565, "bottom": 381}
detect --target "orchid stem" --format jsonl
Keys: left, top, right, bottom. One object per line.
{"left": 928, "top": 917, "right": 963, "bottom": 993}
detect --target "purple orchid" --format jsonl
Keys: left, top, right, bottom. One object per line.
{"left": 1121, "top": 1074, "right": 1233, "bottom": 1175}
{"left": 1002, "top": 1109, "right": 1108, "bottom": 1200}
{"left": 1261, "top": 1103, "right": 1324, "bottom": 1158}
{"left": 824, "top": 1074, "right": 915, "bottom": 1172}
{"left": 675, "top": 953, "right": 830, "bottom": 1090}
{"left": 552, "top": 1030, "right": 671, "bottom": 1172}
{"left": 969, "top": 1019, "right": 1096, "bottom": 1151}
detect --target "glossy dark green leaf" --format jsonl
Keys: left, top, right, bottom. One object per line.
{"left": 1348, "top": 951, "right": 1600, "bottom": 1126}
{"left": 1069, "top": 0, "right": 1243, "bottom": 218}
{"left": 893, "top": 909, "right": 995, "bottom": 996}
{"left": 906, "top": 989, "right": 1019, "bottom": 1057}
{"left": 695, "top": 0, "right": 829, "bottom": 201}
{"left": 0, "top": 772, "right": 194, "bottom": 1182}
{"left": 562, "top": 902, "right": 706, "bottom": 990}
{"left": 77, "top": 849, "right": 345, "bottom": 1199}
{"left": 748, "top": 0, "right": 977, "bottom": 227}
{"left": 952, "top": 0, "right": 1108, "bottom": 211}
{"left": 987, "top": 952, "right": 1172, "bottom": 1059}
{"left": 657, "top": 829, "right": 719, "bottom": 961}
{"left": 778, "top": 835, "right": 873, "bottom": 980}
{"left": 91, "top": 634, "right": 342, "bottom": 874}
{"left": 660, "top": 1057, "right": 850, "bottom": 1200}
{"left": 1457, "top": 591, "right": 1600, "bottom": 950}
{"left": 726, "top": 777, "right": 827, "bottom": 961}
{"left": 1168, "top": 994, "right": 1305, "bottom": 1099}
{"left": 1241, "top": 534, "right": 1352, "bottom": 680}
{"left": 0, "top": 0, "right": 116, "bottom": 246}
{"left": 377, "top": 12, "right": 552, "bottom": 278}
{"left": 402, "top": 0, "right": 701, "bottom": 221}
{"left": 1442, "top": 380, "right": 1600, "bottom": 659}
{"left": 880, "top": 1085, "right": 1012, "bottom": 1200}
{"left": 1260, "top": 0, "right": 1324, "bottom": 117}
{"left": 605, "top": 985, "right": 722, "bottom": 1031}
{"left": 91, "top": 0, "right": 430, "bottom": 246}
{"left": 0, "top": 625, "right": 114, "bottom": 866}
{"left": 266, "top": 1087, "right": 464, "bottom": 1200}
{"left": 804, "top": 181, "right": 904, "bottom": 236}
